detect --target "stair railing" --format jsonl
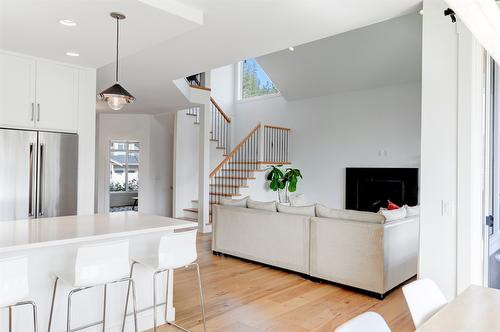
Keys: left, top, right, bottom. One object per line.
{"left": 185, "top": 97, "right": 231, "bottom": 154}
{"left": 263, "top": 125, "right": 291, "bottom": 163}
{"left": 209, "top": 123, "right": 291, "bottom": 204}
{"left": 209, "top": 124, "right": 261, "bottom": 204}
{"left": 210, "top": 97, "right": 231, "bottom": 155}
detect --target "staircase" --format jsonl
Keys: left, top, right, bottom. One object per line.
{"left": 182, "top": 120, "right": 291, "bottom": 221}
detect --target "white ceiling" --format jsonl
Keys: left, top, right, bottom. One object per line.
{"left": 96, "top": 0, "right": 422, "bottom": 114}
{"left": 0, "top": 0, "right": 203, "bottom": 68}
{"left": 256, "top": 13, "right": 423, "bottom": 101}
{"left": 0, "top": 0, "right": 422, "bottom": 114}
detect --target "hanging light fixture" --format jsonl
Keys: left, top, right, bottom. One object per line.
{"left": 98, "top": 12, "right": 135, "bottom": 111}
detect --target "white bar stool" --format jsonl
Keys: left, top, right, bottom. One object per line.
{"left": 122, "top": 229, "right": 206, "bottom": 332}
{"left": 47, "top": 240, "right": 139, "bottom": 332}
{"left": 0, "top": 256, "right": 38, "bottom": 332}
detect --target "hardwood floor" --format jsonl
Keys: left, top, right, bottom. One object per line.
{"left": 152, "top": 233, "right": 415, "bottom": 332}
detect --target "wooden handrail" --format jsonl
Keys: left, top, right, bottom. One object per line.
{"left": 190, "top": 84, "right": 211, "bottom": 91}
{"left": 210, "top": 97, "right": 231, "bottom": 123}
{"left": 210, "top": 124, "right": 261, "bottom": 177}
{"left": 264, "top": 124, "right": 291, "bottom": 131}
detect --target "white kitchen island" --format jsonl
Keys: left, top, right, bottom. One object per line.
{"left": 0, "top": 212, "right": 197, "bottom": 332}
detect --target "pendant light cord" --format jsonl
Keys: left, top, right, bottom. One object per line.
{"left": 115, "top": 16, "right": 119, "bottom": 83}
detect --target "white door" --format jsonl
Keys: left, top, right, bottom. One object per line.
{"left": 0, "top": 53, "right": 36, "bottom": 129}
{"left": 35, "top": 60, "right": 78, "bottom": 132}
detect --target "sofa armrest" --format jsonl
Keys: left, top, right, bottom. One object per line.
{"left": 310, "top": 217, "right": 385, "bottom": 293}
{"left": 383, "top": 216, "right": 419, "bottom": 292}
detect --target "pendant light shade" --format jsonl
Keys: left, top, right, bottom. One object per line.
{"left": 98, "top": 12, "right": 135, "bottom": 111}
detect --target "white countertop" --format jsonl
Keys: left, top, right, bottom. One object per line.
{"left": 0, "top": 212, "right": 197, "bottom": 254}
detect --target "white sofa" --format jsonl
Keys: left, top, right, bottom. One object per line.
{"left": 212, "top": 204, "right": 419, "bottom": 297}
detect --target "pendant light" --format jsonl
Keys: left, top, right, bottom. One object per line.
{"left": 98, "top": 12, "right": 135, "bottom": 111}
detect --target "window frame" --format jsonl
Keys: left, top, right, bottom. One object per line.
{"left": 109, "top": 140, "right": 140, "bottom": 193}
{"left": 236, "top": 59, "right": 280, "bottom": 101}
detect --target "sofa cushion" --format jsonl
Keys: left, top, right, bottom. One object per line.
{"left": 220, "top": 196, "right": 248, "bottom": 207}
{"left": 315, "top": 204, "right": 385, "bottom": 224}
{"left": 247, "top": 198, "right": 277, "bottom": 212}
{"left": 405, "top": 204, "right": 420, "bottom": 216}
{"left": 378, "top": 206, "right": 407, "bottom": 221}
{"left": 278, "top": 203, "right": 315, "bottom": 216}
{"left": 290, "top": 193, "right": 307, "bottom": 206}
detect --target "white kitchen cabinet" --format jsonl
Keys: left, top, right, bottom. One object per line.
{"left": 0, "top": 52, "right": 80, "bottom": 132}
{"left": 35, "top": 60, "right": 79, "bottom": 132}
{"left": 0, "top": 53, "right": 36, "bottom": 129}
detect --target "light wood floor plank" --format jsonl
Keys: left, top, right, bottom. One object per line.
{"left": 151, "top": 233, "right": 415, "bottom": 332}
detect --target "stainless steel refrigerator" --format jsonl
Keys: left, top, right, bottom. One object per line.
{"left": 0, "top": 128, "right": 78, "bottom": 221}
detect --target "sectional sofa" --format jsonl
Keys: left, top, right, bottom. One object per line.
{"left": 212, "top": 202, "right": 419, "bottom": 298}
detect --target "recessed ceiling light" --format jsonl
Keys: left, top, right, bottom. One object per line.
{"left": 288, "top": 46, "right": 295, "bottom": 51}
{"left": 59, "top": 19, "right": 77, "bottom": 27}
{"left": 66, "top": 51, "right": 80, "bottom": 57}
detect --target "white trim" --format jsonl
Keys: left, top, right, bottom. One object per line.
{"left": 456, "top": 21, "right": 487, "bottom": 293}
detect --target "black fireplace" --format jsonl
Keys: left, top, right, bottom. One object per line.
{"left": 345, "top": 168, "right": 418, "bottom": 212}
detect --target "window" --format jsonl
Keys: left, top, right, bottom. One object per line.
{"left": 239, "top": 58, "right": 278, "bottom": 99}
{"left": 110, "top": 141, "right": 139, "bottom": 192}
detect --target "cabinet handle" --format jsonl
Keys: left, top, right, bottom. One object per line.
{"left": 31, "top": 103, "right": 34, "bottom": 121}
{"left": 37, "top": 103, "right": 40, "bottom": 122}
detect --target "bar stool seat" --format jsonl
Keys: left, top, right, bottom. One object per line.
{"left": 122, "top": 229, "right": 206, "bottom": 332}
{"left": 0, "top": 256, "right": 38, "bottom": 332}
{"left": 48, "top": 240, "right": 139, "bottom": 332}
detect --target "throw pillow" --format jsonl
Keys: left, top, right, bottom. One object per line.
{"left": 405, "top": 204, "right": 420, "bottom": 216}
{"left": 219, "top": 196, "right": 248, "bottom": 207}
{"left": 387, "top": 200, "right": 400, "bottom": 210}
{"left": 378, "top": 206, "right": 407, "bottom": 221}
{"left": 315, "top": 204, "right": 385, "bottom": 224}
{"left": 247, "top": 198, "right": 277, "bottom": 212}
{"left": 278, "top": 203, "right": 315, "bottom": 216}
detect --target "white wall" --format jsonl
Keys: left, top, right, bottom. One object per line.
{"left": 419, "top": 0, "right": 459, "bottom": 300}
{"left": 233, "top": 82, "right": 421, "bottom": 208}
{"left": 96, "top": 112, "right": 175, "bottom": 216}
{"left": 173, "top": 112, "right": 199, "bottom": 217}
{"left": 211, "top": 65, "right": 236, "bottom": 116}
{"left": 419, "top": 0, "right": 486, "bottom": 299}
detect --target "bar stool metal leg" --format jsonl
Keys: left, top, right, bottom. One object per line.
{"left": 128, "top": 277, "right": 139, "bottom": 332}
{"left": 194, "top": 263, "right": 207, "bottom": 332}
{"left": 8, "top": 306, "right": 12, "bottom": 332}
{"left": 121, "top": 261, "right": 137, "bottom": 332}
{"left": 153, "top": 270, "right": 161, "bottom": 332}
{"left": 67, "top": 287, "right": 88, "bottom": 332}
{"left": 47, "top": 277, "right": 59, "bottom": 332}
{"left": 162, "top": 263, "right": 207, "bottom": 332}
{"left": 5, "top": 301, "right": 38, "bottom": 332}
{"left": 103, "top": 284, "right": 107, "bottom": 331}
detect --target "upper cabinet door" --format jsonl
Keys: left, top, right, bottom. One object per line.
{"left": 35, "top": 60, "right": 79, "bottom": 132}
{"left": 0, "top": 53, "right": 36, "bottom": 129}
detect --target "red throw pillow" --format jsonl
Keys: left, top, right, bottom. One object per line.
{"left": 387, "top": 200, "right": 400, "bottom": 210}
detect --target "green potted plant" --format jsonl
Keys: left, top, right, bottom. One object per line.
{"left": 266, "top": 166, "right": 303, "bottom": 203}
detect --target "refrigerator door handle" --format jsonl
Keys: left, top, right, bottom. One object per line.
{"left": 28, "top": 143, "right": 35, "bottom": 217}
{"left": 38, "top": 143, "right": 44, "bottom": 216}
{"left": 37, "top": 103, "right": 41, "bottom": 122}
{"left": 31, "top": 103, "right": 35, "bottom": 122}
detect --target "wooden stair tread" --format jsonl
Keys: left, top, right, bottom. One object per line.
{"left": 209, "top": 184, "right": 248, "bottom": 188}
{"left": 176, "top": 216, "right": 197, "bottom": 222}
{"left": 214, "top": 176, "right": 256, "bottom": 180}
{"left": 183, "top": 208, "right": 212, "bottom": 215}
{"left": 210, "top": 192, "right": 242, "bottom": 197}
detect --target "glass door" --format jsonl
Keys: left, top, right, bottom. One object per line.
{"left": 485, "top": 58, "right": 500, "bottom": 288}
